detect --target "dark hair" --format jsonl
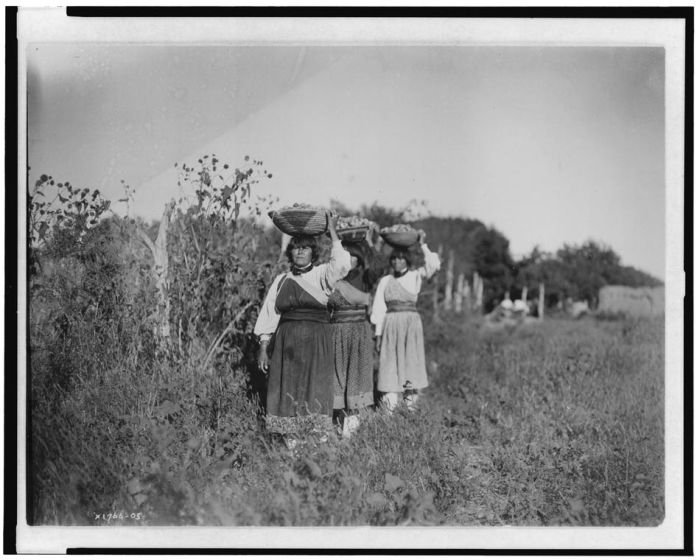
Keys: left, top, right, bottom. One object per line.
{"left": 285, "top": 235, "right": 320, "bottom": 264}
{"left": 343, "top": 242, "right": 366, "bottom": 269}
{"left": 390, "top": 248, "right": 412, "bottom": 268}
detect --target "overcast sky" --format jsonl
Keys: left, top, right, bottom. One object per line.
{"left": 27, "top": 44, "right": 666, "bottom": 279}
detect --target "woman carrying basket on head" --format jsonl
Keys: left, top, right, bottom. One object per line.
{"left": 328, "top": 241, "right": 378, "bottom": 438}
{"left": 370, "top": 229, "right": 440, "bottom": 412}
{"left": 254, "top": 210, "right": 351, "bottom": 448}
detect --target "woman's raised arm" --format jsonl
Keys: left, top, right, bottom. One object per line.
{"left": 321, "top": 211, "right": 351, "bottom": 291}
{"left": 416, "top": 231, "right": 441, "bottom": 279}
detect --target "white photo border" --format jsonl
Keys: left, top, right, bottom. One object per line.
{"left": 14, "top": 7, "right": 687, "bottom": 553}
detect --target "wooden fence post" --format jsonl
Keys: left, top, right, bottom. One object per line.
{"left": 473, "top": 271, "right": 483, "bottom": 312}
{"left": 538, "top": 282, "right": 545, "bottom": 320}
{"left": 443, "top": 249, "right": 454, "bottom": 311}
{"left": 455, "top": 272, "right": 464, "bottom": 313}
{"left": 433, "top": 244, "right": 443, "bottom": 321}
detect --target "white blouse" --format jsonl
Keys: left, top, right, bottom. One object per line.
{"left": 253, "top": 240, "right": 351, "bottom": 341}
{"left": 370, "top": 244, "right": 441, "bottom": 336}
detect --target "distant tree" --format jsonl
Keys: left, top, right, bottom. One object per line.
{"left": 329, "top": 198, "right": 354, "bottom": 217}
{"left": 358, "top": 201, "right": 406, "bottom": 229}
{"left": 471, "top": 226, "right": 516, "bottom": 311}
{"left": 556, "top": 241, "right": 621, "bottom": 306}
{"left": 411, "top": 216, "right": 485, "bottom": 278}
{"left": 515, "top": 240, "right": 663, "bottom": 310}
{"left": 606, "top": 264, "right": 664, "bottom": 288}
{"left": 514, "top": 245, "right": 548, "bottom": 299}
{"left": 533, "top": 258, "right": 576, "bottom": 308}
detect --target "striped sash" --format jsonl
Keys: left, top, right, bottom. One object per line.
{"left": 280, "top": 308, "right": 330, "bottom": 324}
{"left": 330, "top": 307, "right": 367, "bottom": 323}
{"left": 387, "top": 302, "right": 417, "bottom": 313}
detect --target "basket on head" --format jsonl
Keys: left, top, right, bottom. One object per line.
{"left": 268, "top": 204, "right": 329, "bottom": 236}
{"left": 336, "top": 216, "right": 378, "bottom": 244}
{"left": 380, "top": 225, "right": 420, "bottom": 248}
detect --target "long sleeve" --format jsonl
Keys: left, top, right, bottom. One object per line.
{"left": 320, "top": 240, "right": 352, "bottom": 293}
{"left": 370, "top": 275, "right": 390, "bottom": 336}
{"left": 417, "top": 243, "right": 441, "bottom": 279}
{"left": 253, "top": 273, "right": 285, "bottom": 340}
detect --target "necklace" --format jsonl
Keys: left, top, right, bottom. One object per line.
{"left": 292, "top": 263, "right": 313, "bottom": 275}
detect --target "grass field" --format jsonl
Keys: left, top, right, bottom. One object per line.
{"left": 29, "top": 313, "right": 664, "bottom": 527}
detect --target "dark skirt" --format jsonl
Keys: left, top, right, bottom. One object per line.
{"left": 266, "top": 317, "right": 334, "bottom": 435}
{"left": 331, "top": 314, "right": 375, "bottom": 410}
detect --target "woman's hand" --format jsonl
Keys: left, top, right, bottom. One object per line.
{"left": 258, "top": 342, "right": 270, "bottom": 374}
{"left": 375, "top": 335, "right": 382, "bottom": 353}
{"left": 418, "top": 229, "right": 427, "bottom": 244}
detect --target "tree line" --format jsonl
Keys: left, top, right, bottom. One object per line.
{"left": 331, "top": 199, "right": 662, "bottom": 313}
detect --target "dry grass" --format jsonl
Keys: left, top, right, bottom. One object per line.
{"left": 28, "top": 311, "right": 664, "bottom": 526}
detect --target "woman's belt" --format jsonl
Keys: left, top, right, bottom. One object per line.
{"left": 387, "top": 302, "right": 418, "bottom": 313}
{"left": 330, "top": 308, "right": 368, "bottom": 323}
{"left": 280, "top": 308, "right": 330, "bottom": 324}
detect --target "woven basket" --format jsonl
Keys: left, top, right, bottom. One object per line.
{"left": 337, "top": 225, "right": 373, "bottom": 243}
{"left": 380, "top": 230, "right": 420, "bottom": 248}
{"left": 268, "top": 207, "right": 329, "bottom": 236}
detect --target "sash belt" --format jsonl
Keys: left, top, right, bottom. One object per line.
{"left": 330, "top": 308, "right": 367, "bottom": 323}
{"left": 280, "top": 308, "right": 330, "bottom": 324}
{"left": 387, "top": 302, "right": 417, "bottom": 313}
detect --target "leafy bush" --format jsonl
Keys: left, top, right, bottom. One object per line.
{"left": 28, "top": 216, "right": 160, "bottom": 523}
{"left": 27, "top": 154, "right": 278, "bottom": 524}
{"left": 167, "top": 156, "right": 278, "bottom": 366}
